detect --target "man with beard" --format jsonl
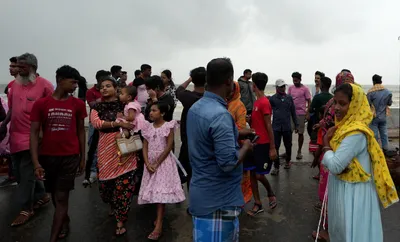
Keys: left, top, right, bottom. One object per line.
{"left": 288, "top": 72, "right": 311, "bottom": 160}
{"left": 0, "top": 53, "right": 54, "bottom": 227}
{"left": 187, "top": 58, "right": 253, "bottom": 241}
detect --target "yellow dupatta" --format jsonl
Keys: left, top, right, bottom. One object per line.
{"left": 329, "top": 84, "right": 398, "bottom": 208}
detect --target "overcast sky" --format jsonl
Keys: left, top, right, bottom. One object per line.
{"left": 1, "top": 0, "right": 400, "bottom": 85}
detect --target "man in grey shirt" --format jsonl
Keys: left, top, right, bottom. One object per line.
{"left": 238, "top": 69, "right": 256, "bottom": 115}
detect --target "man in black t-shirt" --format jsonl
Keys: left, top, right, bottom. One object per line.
{"left": 131, "top": 64, "right": 152, "bottom": 87}
{"left": 176, "top": 67, "right": 206, "bottom": 188}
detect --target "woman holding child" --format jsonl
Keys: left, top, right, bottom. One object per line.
{"left": 90, "top": 77, "right": 138, "bottom": 236}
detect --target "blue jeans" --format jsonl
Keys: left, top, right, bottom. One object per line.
{"left": 370, "top": 118, "right": 389, "bottom": 150}
{"left": 87, "top": 123, "right": 98, "bottom": 176}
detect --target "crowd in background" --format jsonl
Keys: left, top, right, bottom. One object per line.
{"left": 0, "top": 53, "right": 398, "bottom": 242}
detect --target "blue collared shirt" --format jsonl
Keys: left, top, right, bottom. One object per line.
{"left": 367, "top": 88, "right": 392, "bottom": 120}
{"left": 187, "top": 91, "right": 244, "bottom": 216}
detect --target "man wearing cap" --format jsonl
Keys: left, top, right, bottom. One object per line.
{"left": 367, "top": 74, "right": 392, "bottom": 152}
{"left": 0, "top": 53, "right": 54, "bottom": 226}
{"left": 269, "top": 79, "right": 298, "bottom": 175}
{"left": 288, "top": 72, "right": 311, "bottom": 160}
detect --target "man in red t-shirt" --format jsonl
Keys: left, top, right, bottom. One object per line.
{"left": 245, "top": 72, "right": 278, "bottom": 216}
{"left": 30, "top": 65, "right": 87, "bottom": 241}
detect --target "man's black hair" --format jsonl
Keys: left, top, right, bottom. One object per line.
{"left": 141, "top": 64, "right": 152, "bottom": 72}
{"left": 341, "top": 69, "right": 351, "bottom": 73}
{"left": 145, "top": 75, "right": 164, "bottom": 91}
{"left": 55, "top": 65, "right": 80, "bottom": 83}
{"left": 291, "top": 72, "right": 302, "bottom": 80}
{"left": 321, "top": 76, "right": 332, "bottom": 90}
{"left": 372, "top": 74, "right": 382, "bottom": 84}
{"left": 190, "top": 67, "right": 207, "bottom": 87}
{"left": 252, "top": 72, "right": 268, "bottom": 91}
{"left": 134, "top": 69, "right": 141, "bottom": 76}
{"left": 315, "top": 71, "right": 325, "bottom": 78}
{"left": 9, "top": 57, "right": 17, "bottom": 63}
{"left": 206, "top": 58, "right": 234, "bottom": 88}
{"left": 110, "top": 65, "right": 122, "bottom": 75}
{"left": 243, "top": 69, "right": 252, "bottom": 75}
{"left": 96, "top": 70, "right": 111, "bottom": 81}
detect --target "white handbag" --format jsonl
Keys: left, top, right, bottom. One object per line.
{"left": 116, "top": 128, "right": 143, "bottom": 158}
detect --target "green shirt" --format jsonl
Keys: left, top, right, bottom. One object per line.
{"left": 310, "top": 92, "right": 333, "bottom": 114}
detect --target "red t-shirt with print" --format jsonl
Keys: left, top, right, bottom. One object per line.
{"left": 251, "top": 96, "right": 272, "bottom": 144}
{"left": 30, "top": 96, "right": 87, "bottom": 156}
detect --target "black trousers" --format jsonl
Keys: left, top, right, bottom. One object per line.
{"left": 273, "top": 130, "right": 292, "bottom": 168}
{"left": 85, "top": 128, "right": 99, "bottom": 180}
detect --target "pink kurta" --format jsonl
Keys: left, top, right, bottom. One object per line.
{"left": 91, "top": 110, "right": 137, "bottom": 181}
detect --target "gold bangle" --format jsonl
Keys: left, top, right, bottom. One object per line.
{"left": 111, "top": 121, "right": 114, "bottom": 128}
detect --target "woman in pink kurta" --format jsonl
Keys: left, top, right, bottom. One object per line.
{"left": 90, "top": 78, "right": 137, "bottom": 236}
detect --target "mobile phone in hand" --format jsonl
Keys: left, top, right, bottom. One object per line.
{"left": 251, "top": 135, "right": 259, "bottom": 144}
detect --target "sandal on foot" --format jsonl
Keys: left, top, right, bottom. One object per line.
{"left": 148, "top": 231, "right": 162, "bottom": 240}
{"left": 82, "top": 179, "right": 92, "bottom": 188}
{"left": 33, "top": 196, "right": 50, "bottom": 210}
{"left": 271, "top": 168, "right": 279, "bottom": 176}
{"left": 312, "top": 230, "right": 329, "bottom": 242}
{"left": 312, "top": 174, "right": 320, "bottom": 180}
{"left": 268, "top": 196, "right": 277, "bottom": 209}
{"left": 247, "top": 203, "right": 264, "bottom": 216}
{"left": 296, "top": 153, "right": 303, "bottom": 160}
{"left": 115, "top": 223, "right": 126, "bottom": 237}
{"left": 284, "top": 162, "right": 291, "bottom": 169}
{"left": 58, "top": 225, "right": 70, "bottom": 239}
{"left": 11, "top": 210, "right": 34, "bottom": 227}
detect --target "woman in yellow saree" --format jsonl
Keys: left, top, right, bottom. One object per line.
{"left": 322, "top": 83, "right": 398, "bottom": 242}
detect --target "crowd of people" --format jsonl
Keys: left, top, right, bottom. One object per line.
{"left": 0, "top": 53, "right": 398, "bottom": 242}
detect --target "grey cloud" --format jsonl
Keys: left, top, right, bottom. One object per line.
{"left": 249, "top": 0, "right": 369, "bottom": 44}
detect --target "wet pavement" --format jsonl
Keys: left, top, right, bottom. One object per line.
{"left": 1, "top": 134, "right": 400, "bottom": 242}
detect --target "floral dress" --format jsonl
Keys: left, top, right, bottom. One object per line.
{"left": 138, "top": 120, "right": 185, "bottom": 204}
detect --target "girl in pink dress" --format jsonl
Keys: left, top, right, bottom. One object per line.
{"left": 139, "top": 101, "right": 185, "bottom": 240}
{"left": 116, "top": 86, "right": 145, "bottom": 138}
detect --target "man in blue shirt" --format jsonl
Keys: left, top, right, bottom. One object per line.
{"left": 367, "top": 74, "right": 393, "bottom": 152}
{"left": 187, "top": 58, "right": 253, "bottom": 242}
{"left": 269, "top": 79, "right": 298, "bottom": 175}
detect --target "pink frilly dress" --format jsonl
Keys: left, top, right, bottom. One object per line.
{"left": 116, "top": 101, "right": 146, "bottom": 133}
{"left": 138, "top": 120, "right": 185, "bottom": 204}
